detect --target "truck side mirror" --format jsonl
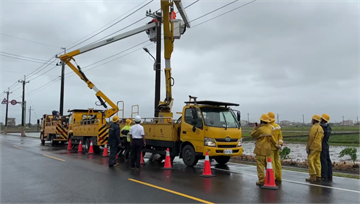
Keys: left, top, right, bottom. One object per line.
{"left": 236, "top": 111, "right": 241, "bottom": 122}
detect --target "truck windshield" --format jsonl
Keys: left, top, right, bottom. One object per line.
{"left": 200, "top": 107, "right": 239, "bottom": 128}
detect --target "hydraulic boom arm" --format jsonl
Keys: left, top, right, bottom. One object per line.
{"left": 56, "top": 23, "right": 157, "bottom": 119}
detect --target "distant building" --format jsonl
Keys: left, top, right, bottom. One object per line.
{"left": 340, "top": 120, "right": 354, "bottom": 126}
{"left": 7, "top": 118, "right": 15, "bottom": 126}
{"left": 240, "top": 120, "right": 248, "bottom": 126}
{"left": 280, "top": 120, "right": 291, "bottom": 126}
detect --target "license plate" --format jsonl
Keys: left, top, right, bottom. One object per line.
{"left": 224, "top": 149, "right": 232, "bottom": 154}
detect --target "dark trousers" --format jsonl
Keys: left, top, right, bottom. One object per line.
{"left": 124, "top": 141, "right": 130, "bottom": 159}
{"left": 320, "top": 148, "right": 333, "bottom": 179}
{"left": 130, "top": 139, "right": 143, "bottom": 168}
{"left": 109, "top": 143, "right": 118, "bottom": 166}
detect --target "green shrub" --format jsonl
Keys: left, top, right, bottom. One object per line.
{"left": 339, "top": 147, "right": 357, "bottom": 164}
{"left": 280, "top": 146, "right": 291, "bottom": 159}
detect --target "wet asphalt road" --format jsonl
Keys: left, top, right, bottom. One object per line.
{"left": 1, "top": 134, "right": 359, "bottom": 203}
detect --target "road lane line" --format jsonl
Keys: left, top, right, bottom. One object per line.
{"left": 213, "top": 167, "right": 360, "bottom": 194}
{"left": 128, "top": 178, "right": 215, "bottom": 204}
{"left": 13, "top": 145, "right": 23, "bottom": 149}
{"left": 43, "top": 154, "right": 65, "bottom": 162}
{"left": 228, "top": 161, "right": 359, "bottom": 180}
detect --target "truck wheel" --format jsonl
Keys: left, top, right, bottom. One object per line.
{"left": 84, "top": 138, "right": 90, "bottom": 153}
{"left": 215, "top": 156, "right": 230, "bottom": 165}
{"left": 182, "top": 145, "right": 198, "bottom": 167}
{"left": 40, "top": 134, "right": 45, "bottom": 144}
{"left": 50, "top": 136, "right": 55, "bottom": 147}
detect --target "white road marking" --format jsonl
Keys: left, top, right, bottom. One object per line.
{"left": 228, "top": 161, "right": 360, "bottom": 180}
{"left": 213, "top": 167, "right": 360, "bottom": 194}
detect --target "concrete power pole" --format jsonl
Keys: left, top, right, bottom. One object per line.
{"left": 3, "top": 87, "right": 12, "bottom": 134}
{"left": 302, "top": 114, "right": 304, "bottom": 125}
{"left": 154, "top": 12, "right": 162, "bottom": 118}
{"left": 247, "top": 113, "right": 250, "bottom": 125}
{"left": 18, "top": 75, "right": 29, "bottom": 136}
{"left": 28, "top": 106, "right": 33, "bottom": 128}
{"left": 58, "top": 47, "right": 66, "bottom": 116}
{"left": 277, "top": 114, "right": 279, "bottom": 124}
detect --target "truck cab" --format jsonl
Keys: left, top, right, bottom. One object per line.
{"left": 176, "top": 99, "right": 243, "bottom": 166}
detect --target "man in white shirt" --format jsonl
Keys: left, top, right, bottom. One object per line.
{"left": 129, "top": 115, "right": 146, "bottom": 170}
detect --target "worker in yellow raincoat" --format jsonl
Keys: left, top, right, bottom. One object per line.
{"left": 306, "top": 114, "right": 324, "bottom": 182}
{"left": 251, "top": 113, "right": 277, "bottom": 186}
{"left": 268, "top": 111, "right": 283, "bottom": 181}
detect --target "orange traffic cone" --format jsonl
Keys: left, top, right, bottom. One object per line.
{"left": 162, "top": 148, "right": 173, "bottom": 170}
{"left": 200, "top": 151, "right": 214, "bottom": 177}
{"left": 67, "top": 139, "right": 72, "bottom": 150}
{"left": 261, "top": 157, "right": 279, "bottom": 190}
{"left": 78, "top": 140, "right": 83, "bottom": 152}
{"left": 102, "top": 144, "right": 109, "bottom": 157}
{"left": 140, "top": 151, "right": 145, "bottom": 164}
{"left": 88, "top": 141, "right": 94, "bottom": 154}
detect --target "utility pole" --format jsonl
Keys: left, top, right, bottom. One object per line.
{"left": 247, "top": 113, "right": 249, "bottom": 125}
{"left": 58, "top": 47, "right": 66, "bottom": 116}
{"left": 3, "top": 87, "right": 12, "bottom": 134}
{"left": 302, "top": 114, "right": 304, "bottom": 125}
{"left": 277, "top": 114, "right": 279, "bottom": 124}
{"left": 28, "top": 106, "right": 33, "bottom": 127}
{"left": 154, "top": 11, "right": 162, "bottom": 118}
{"left": 18, "top": 75, "right": 29, "bottom": 136}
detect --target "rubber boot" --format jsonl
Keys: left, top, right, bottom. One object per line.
{"left": 316, "top": 177, "right": 322, "bottom": 181}
{"left": 305, "top": 175, "right": 316, "bottom": 182}
{"left": 256, "top": 182, "right": 264, "bottom": 186}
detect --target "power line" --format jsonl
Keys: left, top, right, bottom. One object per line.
{"left": 66, "top": 0, "right": 154, "bottom": 51}
{"left": 1, "top": 32, "right": 61, "bottom": 48}
{"left": 66, "top": 0, "right": 248, "bottom": 77}
{"left": 0, "top": 53, "right": 57, "bottom": 65}
{"left": 192, "top": 0, "right": 257, "bottom": 28}
{"left": 0, "top": 51, "right": 56, "bottom": 62}
{"left": 24, "top": 0, "right": 252, "bottom": 96}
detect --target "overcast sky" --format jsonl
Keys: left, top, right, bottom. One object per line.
{"left": 0, "top": 0, "right": 358, "bottom": 125}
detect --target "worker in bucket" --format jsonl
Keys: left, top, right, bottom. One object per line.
{"left": 108, "top": 115, "right": 121, "bottom": 167}
{"left": 119, "top": 119, "right": 132, "bottom": 161}
{"left": 129, "top": 115, "right": 146, "bottom": 170}
{"left": 306, "top": 114, "right": 324, "bottom": 182}
{"left": 320, "top": 114, "right": 333, "bottom": 181}
{"left": 268, "top": 111, "right": 283, "bottom": 182}
{"left": 251, "top": 114, "right": 274, "bottom": 186}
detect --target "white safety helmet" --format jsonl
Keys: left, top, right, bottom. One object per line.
{"left": 134, "top": 115, "right": 141, "bottom": 123}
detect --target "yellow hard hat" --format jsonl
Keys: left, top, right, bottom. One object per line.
{"left": 321, "top": 114, "right": 330, "bottom": 122}
{"left": 268, "top": 111, "right": 275, "bottom": 122}
{"left": 112, "top": 116, "right": 120, "bottom": 122}
{"left": 260, "top": 114, "right": 270, "bottom": 122}
{"left": 312, "top": 114, "right": 321, "bottom": 122}
{"left": 126, "top": 119, "right": 131, "bottom": 124}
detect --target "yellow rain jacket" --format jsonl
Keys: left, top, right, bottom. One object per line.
{"left": 121, "top": 125, "right": 131, "bottom": 142}
{"left": 306, "top": 123, "right": 324, "bottom": 151}
{"left": 269, "top": 121, "right": 283, "bottom": 150}
{"left": 251, "top": 124, "right": 275, "bottom": 156}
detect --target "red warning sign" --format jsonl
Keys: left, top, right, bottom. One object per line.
{"left": 1, "top": 98, "right": 7, "bottom": 104}
{"left": 10, "top": 100, "right": 17, "bottom": 105}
